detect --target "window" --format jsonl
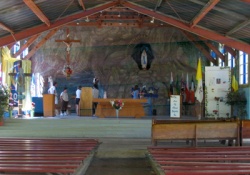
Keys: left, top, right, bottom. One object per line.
{"left": 13, "top": 41, "right": 20, "bottom": 59}
{"left": 227, "top": 52, "right": 235, "bottom": 68}
{"left": 239, "top": 51, "right": 248, "bottom": 85}
{"left": 22, "top": 40, "right": 29, "bottom": 58}
{"left": 210, "top": 50, "right": 216, "bottom": 66}
{"left": 218, "top": 44, "right": 225, "bottom": 67}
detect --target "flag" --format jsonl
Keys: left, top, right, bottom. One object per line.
{"left": 185, "top": 73, "right": 190, "bottom": 103}
{"left": 181, "top": 73, "right": 185, "bottom": 89}
{"left": 169, "top": 72, "right": 174, "bottom": 95}
{"left": 195, "top": 58, "right": 203, "bottom": 103}
{"left": 191, "top": 75, "right": 194, "bottom": 91}
{"left": 189, "top": 75, "right": 195, "bottom": 103}
{"left": 175, "top": 75, "right": 180, "bottom": 95}
{"left": 232, "top": 74, "right": 238, "bottom": 91}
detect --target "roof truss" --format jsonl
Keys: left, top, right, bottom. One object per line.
{"left": 23, "top": 0, "right": 50, "bottom": 26}
{"left": 0, "top": 0, "right": 249, "bottom": 60}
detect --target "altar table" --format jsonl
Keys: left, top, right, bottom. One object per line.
{"left": 93, "top": 98, "right": 148, "bottom": 118}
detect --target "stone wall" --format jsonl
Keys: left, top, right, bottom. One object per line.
{"left": 32, "top": 26, "right": 202, "bottom": 115}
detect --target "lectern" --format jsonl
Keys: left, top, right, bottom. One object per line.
{"left": 79, "top": 87, "right": 93, "bottom": 116}
{"left": 43, "top": 94, "right": 55, "bottom": 117}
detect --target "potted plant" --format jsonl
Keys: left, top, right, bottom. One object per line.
{"left": 0, "top": 84, "right": 10, "bottom": 125}
{"left": 225, "top": 90, "right": 247, "bottom": 119}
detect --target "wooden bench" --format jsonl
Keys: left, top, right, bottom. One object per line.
{"left": 0, "top": 138, "right": 99, "bottom": 175}
{"left": 151, "top": 119, "right": 240, "bottom": 146}
{"left": 147, "top": 146, "right": 250, "bottom": 175}
{"left": 240, "top": 120, "right": 250, "bottom": 146}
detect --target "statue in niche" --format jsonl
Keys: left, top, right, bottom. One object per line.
{"left": 131, "top": 43, "right": 154, "bottom": 70}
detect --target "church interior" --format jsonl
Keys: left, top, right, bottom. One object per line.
{"left": 1, "top": 0, "right": 250, "bottom": 174}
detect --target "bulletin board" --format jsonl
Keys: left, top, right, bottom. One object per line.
{"left": 205, "top": 67, "right": 231, "bottom": 118}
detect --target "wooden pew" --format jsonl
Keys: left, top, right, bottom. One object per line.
{"left": 147, "top": 146, "right": 250, "bottom": 175}
{"left": 240, "top": 120, "right": 250, "bottom": 146}
{"left": 151, "top": 119, "right": 240, "bottom": 146}
{"left": 0, "top": 138, "right": 99, "bottom": 175}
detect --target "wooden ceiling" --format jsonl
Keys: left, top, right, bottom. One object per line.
{"left": 0, "top": 0, "right": 250, "bottom": 61}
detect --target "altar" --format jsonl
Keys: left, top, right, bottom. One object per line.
{"left": 93, "top": 98, "right": 148, "bottom": 118}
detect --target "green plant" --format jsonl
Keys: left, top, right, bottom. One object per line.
{"left": 225, "top": 90, "right": 247, "bottom": 119}
{"left": 0, "top": 84, "right": 10, "bottom": 120}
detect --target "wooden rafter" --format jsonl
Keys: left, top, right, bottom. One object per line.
{"left": 78, "top": 0, "right": 86, "bottom": 10}
{"left": 226, "top": 19, "right": 250, "bottom": 36}
{"left": 199, "top": 36, "right": 225, "bottom": 61}
{"left": 23, "top": 0, "right": 50, "bottom": 26}
{"left": 0, "top": 22, "right": 14, "bottom": 34}
{"left": 13, "top": 34, "right": 40, "bottom": 58}
{"left": 122, "top": 1, "right": 250, "bottom": 55}
{"left": 224, "top": 45, "right": 236, "bottom": 58}
{"left": 23, "top": 29, "right": 58, "bottom": 60}
{"left": 68, "top": 21, "right": 166, "bottom": 28}
{"left": 241, "top": 0, "right": 250, "bottom": 3}
{"left": 93, "top": 15, "right": 146, "bottom": 21}
{"left": 7, "top": 43, "right": 15, "bottom": 50}
{"left": 204, "top": 41, "right": 225, "bottom": 61}
{"left": 0, "top": 1, "right": 119, "bottom": 47}
{"left": 182, "top": 31, "right": 217, "bottom": 65}
{"left": 190, "top": 0, "right": 220, "bottom": 28}
{"left": 189, "top": 0, "right": 246, "bottom": 20}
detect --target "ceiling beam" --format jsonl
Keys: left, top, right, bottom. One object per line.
{"left": 241, "top": 0, "right": 250, "bottom": 3}
{"left": 24, "top": 29, "right": 58, "bottom": 60}
{"left": 203, "top": 40, "right": 225, "bottom": 61}
{"left": 190, "top": 0, "right": 220, "bottom": 28}
{"left": 78, "top": 0, "right": 86, "bottom": 10}
{"left": 182, "top": 31, "right": 217, "bottom": 65}
{"left": 7, "top": 43, "right": 16, "bottom": 50}
{"left": 23, "top": 0, "right": 50, "bottom": 26}
{"left": 0, "top": 1, "right": 119, "bottom": 47}
{"left": 122, "top": 1, "right": 250, "bottom": 55}
{"left": 0, "top": 22, "right": 14, "bottom": 34}
{"left": 13, "top": 34, "right": 40, "bottom": 58}
{"left": 188, "top": 0, "right": 247, "bottom": 20}
{"left": 93, "top": 15, "right": 148, "bottom": 21}
{"left": 226, "top": 19, "right": 250, "bottom": 36}
{"left": 68, "top": 21, "right": 166, "bottom": 28}
{"left": 224, "top": 45, "right": 236, "bottom": 58}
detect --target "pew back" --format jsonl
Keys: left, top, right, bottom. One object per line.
{"left": 151, "top": 119, "right": 239, "bottom": 146}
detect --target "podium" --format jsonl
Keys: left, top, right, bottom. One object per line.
{"left": 79, "top": 87, "right": 93, "bottom": 116}
{"left": 43, "top": 94, "right": 55, "bottom": 117}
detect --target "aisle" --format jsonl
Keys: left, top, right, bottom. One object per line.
{"left": 85, "top": 158, "right": 156, "bottom": 175}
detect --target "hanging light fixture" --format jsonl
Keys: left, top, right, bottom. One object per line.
{"left": 85, "top": 16, "right": 90, "bottom": 22}
{"left": 150, "top": 17, "right": 154, "bottom": 23}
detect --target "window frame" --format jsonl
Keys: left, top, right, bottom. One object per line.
{"left": 238, "top": 51, "right": 249, "bottom": 87}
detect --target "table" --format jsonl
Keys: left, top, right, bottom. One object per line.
{"left": 93, "top": 98, "right": 148, "bottom": 118}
